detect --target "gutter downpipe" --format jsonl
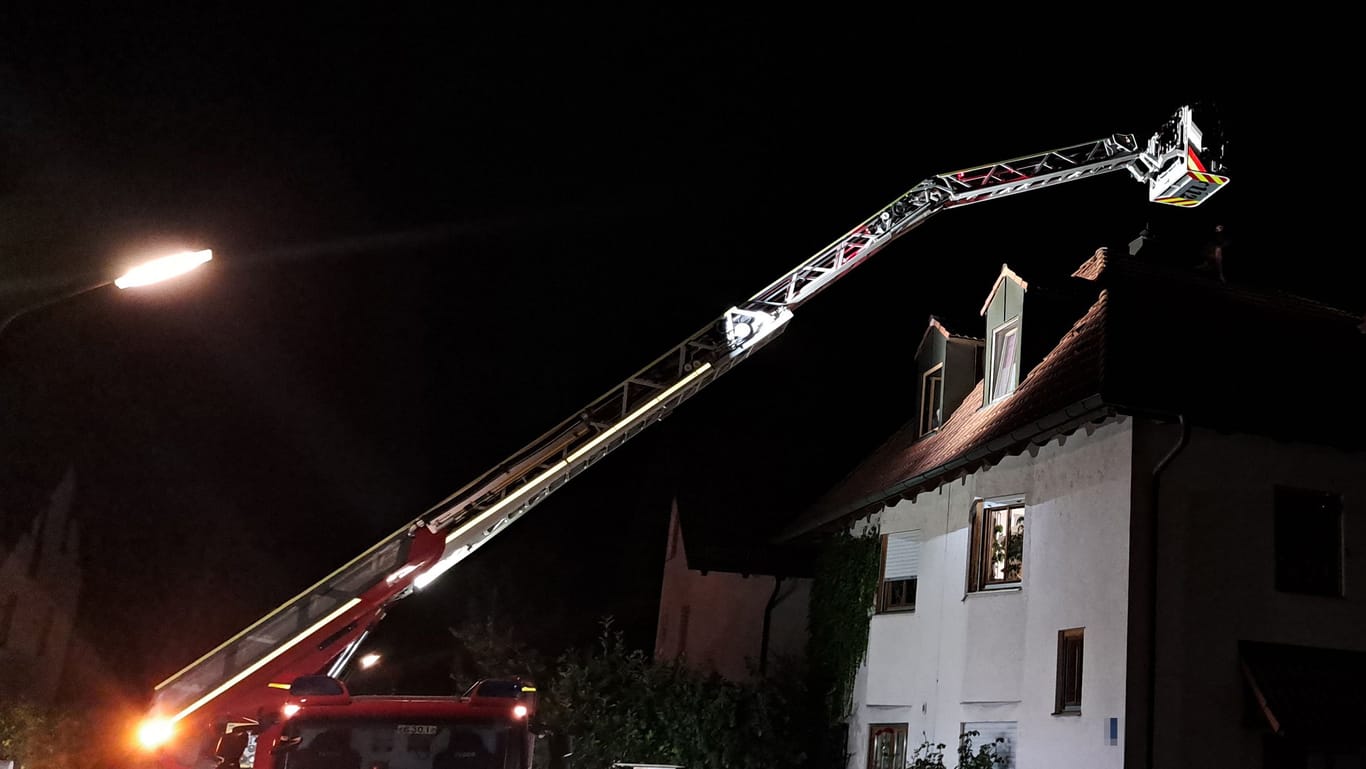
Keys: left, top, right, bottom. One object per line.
{"left": 1146, "top": 414, "right": 1188, "bottom": 769}
{"left": 759, "top": 576, "right": 785, "bottom": 676}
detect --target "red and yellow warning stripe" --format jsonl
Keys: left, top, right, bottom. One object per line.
{"left": 1185, "top": 148, "right": 1229, "bottom": 185}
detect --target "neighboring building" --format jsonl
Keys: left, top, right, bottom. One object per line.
{"left": 654, "top": 497, "right": 812, "bottom": 680}
{"left": 778, "top": 250, "right": 1366, "bottom": 769}
{"left": 0, "top": 467, "right": 82, "bottom": 704}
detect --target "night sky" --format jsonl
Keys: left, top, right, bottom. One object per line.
{"left": 0, "top": 12, "right": 1352, "bottom": 707}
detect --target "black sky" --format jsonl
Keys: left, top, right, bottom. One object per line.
{"left": 0, "top": 12, "right": 1355, "bottom": 702}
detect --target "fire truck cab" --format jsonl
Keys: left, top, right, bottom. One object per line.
{"left": 213, "top": 676, "right": 534, "bottom": 769}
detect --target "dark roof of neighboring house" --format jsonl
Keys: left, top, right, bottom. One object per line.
{"left": 682, "top": 539, "right": 820, "bottom": 578}
{"left": 782, "top": 252, "right": 1366, "bottom": 539}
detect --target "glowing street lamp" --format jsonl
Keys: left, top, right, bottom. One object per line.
{"left": 114, "top": 249, "right": 213, "bottom": 289}
{"left": 0, "top": 248, "right": 212, "bottom": 338}
{"left": 359, "top": 652, "right": 382, "bottom": 670}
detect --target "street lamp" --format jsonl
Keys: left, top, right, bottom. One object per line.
{"left": 0, "top": 249, "right": 212, "bottom": 338}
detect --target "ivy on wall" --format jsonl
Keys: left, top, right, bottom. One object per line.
{"left": 807, "top": 528, "right": 880, "bottom": 725}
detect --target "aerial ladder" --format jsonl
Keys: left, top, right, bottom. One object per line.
{"left": 136, "top": 103, "right": 1229, "bottom": 759}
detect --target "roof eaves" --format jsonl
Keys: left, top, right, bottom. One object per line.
{"left": 781, "top": 394, "right": 1114, "bottom": 539}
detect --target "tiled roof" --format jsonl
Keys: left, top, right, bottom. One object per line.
{"left": 782, "top": 256, "right": 1366, "bottom": 539}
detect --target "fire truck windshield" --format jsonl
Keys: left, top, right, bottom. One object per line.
{"left": 276, "top": 717, "right": 511, "bottom": 769}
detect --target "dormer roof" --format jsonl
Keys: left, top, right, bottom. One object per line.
{"left": 913, "top": 315, "right": 982, "bottom": 357}
{"left": 979, "top": 263, "right": 1029, "bottom": 317}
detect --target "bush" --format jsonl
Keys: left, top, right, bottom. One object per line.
{"left": 0, "top": 700, "right": 90, "bottom": 769}
{"left": 541, "top": 619, "right": 817, "bottom": 769}
{"left": 907, "top": 730, "right": 1008, "bottom": 769}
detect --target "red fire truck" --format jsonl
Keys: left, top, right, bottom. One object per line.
{"left": 205, "top": 676, "right": 538, "bottom": 769}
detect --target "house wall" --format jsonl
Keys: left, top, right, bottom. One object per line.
{"left": 654, "top": 499, "right": 810, "bottom": 681}
{"left": 0, "top": 468, "right": 82, "bottom": 704}
{"left": 1143, "top": 426, "right": 1366, "bottom": 769}
{"left": 849, "top": 418, "right": 1133, "bottom": 769}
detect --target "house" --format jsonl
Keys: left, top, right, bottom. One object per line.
{"left": 0, "top": 467, "right": 83, "bottom": 704}
{"left": 777, "top": 249, "right": 1366, "bottom": 769}
{"left": 654, "top": 497, "right": 812, "bottom": 680}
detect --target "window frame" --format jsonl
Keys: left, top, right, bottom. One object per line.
{"left": 988, "top": 318, "right": 1021, "bottom": 403}
{"left": 878, "top": 531, "right": 920, "bottom": 614}
{"left": 919, "top": 362, "right": 945, "bottom": 437}
{"left": 968, "top": 496, "right": 1025, "bottom": 593}
{"left": 1054, "top": 627, "right": 1084, "bottom": 715}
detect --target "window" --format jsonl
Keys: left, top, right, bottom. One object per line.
{"left": 1274, "top": 486, "right": 1343, "bottom": 596}
{"left": 969, "top": 498, "right": 1024, "bottom": 591}
{"left": 961, "top": 722, "right": 1015, "bottom": 768}
{"left": 867, "top": 723, "right": 908, "bottom": 769}
{"left": 919, "top": 363, "right": 944, "bottom": 436}
{"left": 1055, "top": 628, "right": 1084, "bottom": 714}
{"left": 878, "top": 530, "right": 920, "bottom": 613}
{"left": 989, "top": 320, "right": 1020, "bottom": 402}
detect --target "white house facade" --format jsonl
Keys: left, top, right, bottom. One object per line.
{"left": 852, "top": 417, "right": 1134, "bottom": 769}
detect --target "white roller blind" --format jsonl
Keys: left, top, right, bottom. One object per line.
{"left": 884, "top": 530, "right": 921, "bottom": 580}
{"left": 962, "top": 721, "right": 1017, "bottom": 767}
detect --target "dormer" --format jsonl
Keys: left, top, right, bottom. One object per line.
{"left": 980, "top": 264, "right": 1027, "bottom": 406}
{"left": 913, "top": 316, "right": 984, "bottom": 437}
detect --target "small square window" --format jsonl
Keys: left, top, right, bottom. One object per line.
{"left": 879, "top": 531, "right": 920, "bottom": 613}
{"left": 1274, "top": 486, "right": 1343, "bottom": 597}
{"left": 1055, "top": 627, "right": 1084, "bottom": 714}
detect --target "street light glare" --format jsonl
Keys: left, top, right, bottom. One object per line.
{"left": 360, "top": 653, "right": 382, "bottom": 669}
{"left": 115, "top": 249, "right": 213, "bottom": 289}
{"left": 136, "top": 717, "right": 175, "bottom": 749}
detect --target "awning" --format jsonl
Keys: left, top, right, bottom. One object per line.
{"left": 1240, "top": 640, "right": 1366, "bottom": 739}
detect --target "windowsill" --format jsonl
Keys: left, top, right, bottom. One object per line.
{"left": 964, "top": 585, "right": 1021, "bottom": 600}
{"left": 875, "top": 607, "right": 916, "bottom": 616}
{"left": 1051, "top": 709, "right": 1082, "bottom": 717}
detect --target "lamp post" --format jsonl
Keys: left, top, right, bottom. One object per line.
{"left": 0, "top": 249, "right": 212, "bottom": 339}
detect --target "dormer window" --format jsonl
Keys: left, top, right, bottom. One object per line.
{"left": 919, "top": 363, "right": 944, "bottom": 436}
{"left": 980, "top": 265, "right": 1027, "bottom": 407}
{"left": 989, "top": 319, "right": 1020, "bottom": 402}
{"left": 913, "top": 317, "right": 982, "bottom": 439}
